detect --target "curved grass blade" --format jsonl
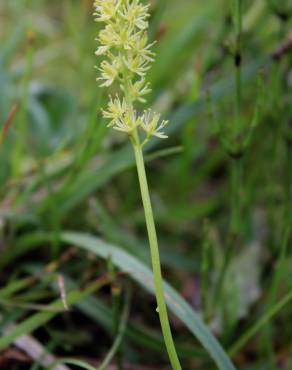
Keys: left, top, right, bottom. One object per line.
{"left": 0, "top": 276, "right": 111, "bottom": 351}
{"left": 50, "top": 359, "right": 96, "bottom": 370}
{"left": 229, "top": 287, "right": 292, "bottom": 357}
{"left": 61, "top": 231, "right": 237, "bottom": 370}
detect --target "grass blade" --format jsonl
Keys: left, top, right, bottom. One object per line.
{"left": 229, "top": 288, "right": 292, "bottom": 356}
{"left": 0, "top": 276, "right": 111, "bottom": 351}
{"left": 61, "top": 231, "right": 237, "bottom": 370}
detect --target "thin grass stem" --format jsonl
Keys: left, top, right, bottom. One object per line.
{"left": 98, "top": 286, "right": 131, "bottom": 370}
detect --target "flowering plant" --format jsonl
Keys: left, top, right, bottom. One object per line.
{"left": 94, "top": 1, "right": 182, "bottom": 369}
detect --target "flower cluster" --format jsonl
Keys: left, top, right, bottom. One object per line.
{"left": 94, "top": 0, "right": 168, "bottom": 142}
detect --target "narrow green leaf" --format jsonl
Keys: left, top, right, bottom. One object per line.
{"left": 229, "top": 287, "right": 292, "bottom": 356}
{"left": 50, "top": 359, "right": 96, "bottom": 370}
{"left": 61, "top": 231, "right": 237, "bottom": 370}
{"left": 0, "top": 277, "right": 111, "bottom": 350}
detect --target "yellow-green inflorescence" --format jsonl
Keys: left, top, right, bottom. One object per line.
{"left": 94, "top": 0, "right": 168, "bottom": 144}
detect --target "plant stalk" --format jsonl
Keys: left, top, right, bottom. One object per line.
{"left": 284, "top": 139, "right": 291, "bottom": 226}
{"left": 216, "top": 0, "right": 244, "bottom": 307}
{"left": 13, "top": 27, "right": 34, "bottom": 177}
{"left": 231, "top": 0, "right": 243, "bottom": 234}
{"left": 234, "top": 0, "right": 242, "bottom": 138}
{"left": 231, "top": 155, "right": 242, "bottom": 234}
{"left": 132, "top": 136, "right": 182, "bottom": 370}
{"left": 121, "top": 65, "right": 181, "bottom": 370}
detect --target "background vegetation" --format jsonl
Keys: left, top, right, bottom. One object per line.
{"left": 0, "top": 0, "right": 291, "bottom": 369}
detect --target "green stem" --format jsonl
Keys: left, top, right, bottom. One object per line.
{"left": 13, "top": 28, "right": 34, "bottom": 177}
{"left": 284, "top": 140, "right": 291, "bottom": 226}
{"left": 230, "top": 0, "right": 243, "bottom": 234}
{"left": 201, "top": 219, "right": 211, "bottom": 318}
{"left": 231, "top": 156, "right": 242, "bottom": 234}
{"left": 235, "top": 67, "right": 241, "bottom": 137}
{"left": 260, "top": 226, "right": 290, "bottom": 369}
{"left": 213, "top": 234, "right": 236, "bottom": 307}
{"left": 234, "top": 0, "right": 242, "bottom": 138}
{"left": 215, "top": 155, "right": 242, "bottom": 304}
{"left": 98, "top": 287, "right": 131, "bottom": 370}
{"left": 132, "top": 138, "right": 182, "bottom": 370}
{"left": 121, "top": 70, "right": 181, "bottom": 369}
{"left": 215, "top": 155, "right": 242, "bottom": 317}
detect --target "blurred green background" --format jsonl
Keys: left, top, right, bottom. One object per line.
{"left": 0, "top": 0, "right": 291, "bottom": 369}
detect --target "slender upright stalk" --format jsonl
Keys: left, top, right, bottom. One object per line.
{"left": 201, "top": 219, "right": 211, "bottom": 318}
{"left": 284, "top": 139, "right": 291, "bottom": 226}
{"left": 93, "top": 1, "right": 181, "bottom": 368}
{"left": 231, "top": 0, "right": 243, "bottom": 235}
{"left": 123, "top": 77, "right": 181, "bottom": 368}
{"left": 99, "top": 286, "right": 131, "bottom": 370}
{"left": 13, "top": 28, "right": 34, "bottom": 177}
{"left": 230, "top": 155, "right": 242, "bottom": 234}
{"left": 132, "top": 136, "right": 181, "bottom": 370}
{"left": 234, "top": 0, "right": 242, "bottom": 138}
{"left": 215, "top": 0, "right": 244, "bottom": 305}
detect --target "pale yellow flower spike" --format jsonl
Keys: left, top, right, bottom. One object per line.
{"left": 94, "top": 0, "right": 168, "bottom": 142}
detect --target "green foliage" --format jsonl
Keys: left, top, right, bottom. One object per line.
{"left": 0, "top": 0, "right": 291, "bottom": 369}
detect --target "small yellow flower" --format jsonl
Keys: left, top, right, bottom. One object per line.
{"left": 129, "top": 79, "right": 151, "bottom": 103}
{"left": 119, "top": 0, "right": 150, "bottom": 30}
{"left": 140, "top": 110, "right": 168, "bottom": 139}
{"left": 93, "top": 0, "right": 121, "bottom": 22}
{"left": 97, "top": 59, "right": 121, "bottom": 87}
{"left": 102, "top": 95, "right": 139, "bottom": 134}
{"left": 102, "top": 96, "right": 127, "bottom": 126}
